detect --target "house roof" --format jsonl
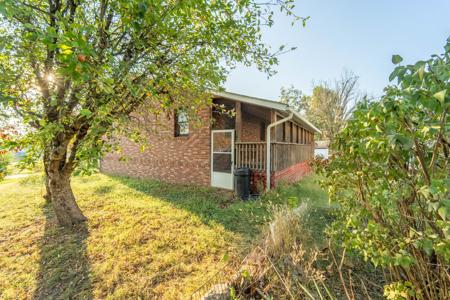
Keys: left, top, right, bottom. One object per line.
{"left": 213, "top": 91, "right": 321, "bottom": 134}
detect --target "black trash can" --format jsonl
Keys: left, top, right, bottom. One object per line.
{"left": 234, "top": 167, "right": 250, "bottom": 200}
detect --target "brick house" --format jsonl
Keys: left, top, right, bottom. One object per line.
{"left": 100, "top": 91, "right": 320, "bottom": 192}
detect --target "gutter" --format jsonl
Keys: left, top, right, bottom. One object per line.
{"left": 265, "top": 111, "right": 294, "bottom": 191}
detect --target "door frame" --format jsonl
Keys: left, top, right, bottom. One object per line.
{"left": 210, "top": 129, "right": 235, "bottom": 190}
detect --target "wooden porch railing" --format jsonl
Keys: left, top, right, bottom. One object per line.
{"left": 235, "top": 142, "right": 266, "bottom": 170}
{"left": 235, "top": 142, "right": 314, "bottom": 172}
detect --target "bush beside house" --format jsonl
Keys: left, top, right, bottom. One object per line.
{"left": 317, "top": 42, "right": 450, "bottom": 299}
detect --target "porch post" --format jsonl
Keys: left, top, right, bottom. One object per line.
{"left": 235, "top": 101, "right": 242, "bottom": 142}
{"left": 270, "top": 110, "right": 277, "bottom": 141}
{"left": 266, "top": 111, "right": 294, "bottom": 191}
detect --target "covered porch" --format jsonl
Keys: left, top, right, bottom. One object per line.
{"left": 211, "top": 92, "right": 319, "bottom": 192}
{"left": 234, "top": 142, "right": 314, "bottom": 172}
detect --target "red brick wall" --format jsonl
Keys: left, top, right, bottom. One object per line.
{"left": 240, "top": 105, "right": 271, "bottom": 142}
{"left": 273, "top": 161, "right": 311, "bottom": 186}
{"left": 241, "top": 112, "right": 262, "bottom": 142}
{"left": 100, "top": 99, "right": 314, "bottom": 189}
{"left": 100, "top": 108, "right": 211, "bottom": 186}
{"left": 250, "top": 161, "right": 311, "bottom": 194}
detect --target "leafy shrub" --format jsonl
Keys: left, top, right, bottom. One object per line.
{"left": 317, "top": 39, "right": 450, "bottom": 299}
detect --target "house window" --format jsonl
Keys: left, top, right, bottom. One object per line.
{"left": 175, "top": 110, "right": 189, "bottom": 136}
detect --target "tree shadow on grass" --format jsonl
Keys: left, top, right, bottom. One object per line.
{"left": 110, "top": 175, "right": 272, "bottom": 239}
{"left": 33, "top": 202, "right": 92, "bottom": 300}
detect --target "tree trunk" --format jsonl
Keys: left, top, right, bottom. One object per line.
{"left": 43, "top": 150, "right": 52, "bottom": 202}
{"left": 47, "top": 166, "right": 87, "bottom": 227}
{"left": 43, "top": 169, "right": 52, "bottom": 202}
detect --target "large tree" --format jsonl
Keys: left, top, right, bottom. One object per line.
{"left": 0, "top": 0, "right": 302, "bottom": 226}
{"left": 280, "top": 70, "right": 362, "bottom": 142}
{"left": 308, "top": 71, "right": 362, "bottom": 142}
{"left": 280, "top": 85, "right": 305, "bottom": 112}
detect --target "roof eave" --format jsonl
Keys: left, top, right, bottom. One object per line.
{"left": 212, "top": 91, "right": 286, "bottom": 111}
{"left": 212, "top": 91, "right": 321, "bottom": 134}
{"left": 288, "top": 108, "right": 322, "bottom": 134}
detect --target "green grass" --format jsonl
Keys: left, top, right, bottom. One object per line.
{"left": 0, "top": 173, "right": 328, "bottom": 299}
{"left": 4, "top": 154, "right": 42, "bottom": 177}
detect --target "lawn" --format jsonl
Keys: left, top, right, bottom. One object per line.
{"left": 0, "top": 173, "right": 328, "bottom": 299}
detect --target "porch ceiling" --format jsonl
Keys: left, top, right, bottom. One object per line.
{"left": 213, "top": 91, "right": 321, "bottom": 134}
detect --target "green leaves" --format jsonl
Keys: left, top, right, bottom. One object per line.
{"left": 0, "top": 0, "right": 301, "bottom": 175}
{"left": 318, "top": 39, "right": 450, "bottom": 296}
{"left": 60, "top": 44, "right": 73, "bottom": 55}
{"left": 438, "top": 206, "right": 448, "bottom": 220}
{"left": 416, "top": 65, "right": 425, "bottom": 81}
{"left": 392, "top": 54, "right": 403, "bottom": 65}
{"left": 79, "top": 109, "right": 92, "bottom": 118}
{"left": 387, "top": 134, "right": 413, "bottom": 150}
{"left": 394, "top": 251, "right": 415, "bottom": 269}
{"left": 433, "top": 89, "right": 446, "bottom": 103}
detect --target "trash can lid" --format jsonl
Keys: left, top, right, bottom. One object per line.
{"left": 234, "top": 167, "right": 250, "bottom": 175}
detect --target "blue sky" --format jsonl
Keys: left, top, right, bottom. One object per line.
{"left": 225, "top": 0, "right": 450, "bottom": 100}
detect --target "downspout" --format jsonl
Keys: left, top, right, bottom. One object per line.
{"left": 265, "top": 111, "right": 294, "bottom": 191}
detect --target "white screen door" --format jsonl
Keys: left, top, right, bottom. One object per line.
{"left": 211, "top": 130, "right": 234, "bottom": 190}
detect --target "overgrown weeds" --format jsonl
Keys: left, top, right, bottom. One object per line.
{"left": 230, "top": 201, "right": 383, "bottom": 299}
